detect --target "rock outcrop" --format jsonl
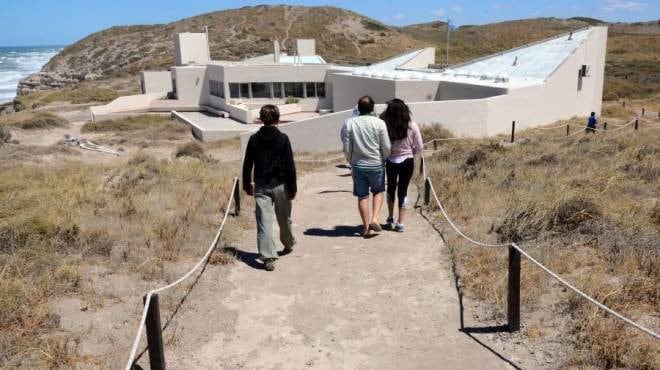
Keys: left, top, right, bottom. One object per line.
{"left": 17, "top": 72, "right": 92, "bottom": 96}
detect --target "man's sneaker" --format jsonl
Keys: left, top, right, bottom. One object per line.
{"left": 280, "top": 245, "right": 293, "bottom": 256}
{"left": 369, "top": 221, "right": 382, "bottom": 232}
{"left": 264, "top": 259, "right": 276, "bottom": 271}
{"left": 394, "top": 223, "right": 405, "bottom": 232}
{"left": 385, "top": 217, "right": 395, "bottom": 230}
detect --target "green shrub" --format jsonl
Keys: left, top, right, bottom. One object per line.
{"left": 175, "top": 142, "right": 205, "bottom": 159}
{"left": 81, "top": 115, "right": 171, "bottom": 132}
{"left": 0, "top": 112, "right": 69, "bottom": 130}
{"left": 0, "top": 126, "right": 10, "bottom": 143}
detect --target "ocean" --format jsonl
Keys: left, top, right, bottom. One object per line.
{"left": 0, "top": 46, "right": 63, "bottom": 103}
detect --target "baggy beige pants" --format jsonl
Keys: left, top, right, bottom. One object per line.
{"left": 254, "top": 184, "right": 295, "bottom": 260}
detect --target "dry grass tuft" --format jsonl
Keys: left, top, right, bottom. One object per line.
{"left": 423, "top": 111, "right": 660, "bottom": 368}
{"left": 0, "top": 111, "right": 69, "bottom": 130}
{"left": 175, "top": 142, "right": 206, "bottom": 160}
{"left": 81, "top": 114, "right": 172, "bottom": 132}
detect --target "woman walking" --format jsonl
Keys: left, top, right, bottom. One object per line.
{"left": 380, "top": 99, "right": 423, "bottom": 232}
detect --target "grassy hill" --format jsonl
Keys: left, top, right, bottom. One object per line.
{"left": 25, "top": 6, "right": 660, "bottom": 102}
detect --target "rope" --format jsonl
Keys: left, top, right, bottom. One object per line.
{"left": 424, "top": 175, "right": 660, "bottom": 340}
{"left": 427, "top": 179, "right": 508, "bottom": 248}
{"left": 124, "top": 178, "right": 239, "bottom": 370}
{"left": 510, "top": 243, "right": 660, "bottom": 340}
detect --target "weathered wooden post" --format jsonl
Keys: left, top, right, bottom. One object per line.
{"left": 566, "top": 124, "right": 570, "bottom": 136}
{"left": 507, "top": 245, "right": 521, "bottom": 332}
{"left": 419, "top": 157, "right": 425, "bottom": 176}
{"left": 233, "top": 178, "right": 241, "bottom": 217}
{"left": 424, "top": 178, "right": 430, "bottom": 206}
{"left": 641, "top": 108, "right": 645, "bottom": 117}
{"left": 144, "top": 294, "right": 166, "bottom": 370}
{"left": 603, "top": 122, "right": 607, "bottom": 131}
{"left": 622, "top": 100, "right": 626, "bottom": 107}
{"left": 433, "top": 139, "right": 438, "bottom": 151}
{"left": 510, "top": 121, "right": 515, "bottom": 143}
{"left": 635, "top": 118, "right": 639, "bottom": 130}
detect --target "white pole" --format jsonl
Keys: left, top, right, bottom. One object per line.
{"left": 205, "top": 26, "right": 211, "bottom": 61}
{"left": 446, "top": 21, "right": 450, "bottom": 66}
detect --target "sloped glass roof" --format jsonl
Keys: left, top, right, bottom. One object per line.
{"left": 449, "top": 28, "right": 591, "bottom": 83}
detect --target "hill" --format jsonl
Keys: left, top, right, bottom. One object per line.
{"left": 17, "top": 5, "right": 660, "bottom": 101}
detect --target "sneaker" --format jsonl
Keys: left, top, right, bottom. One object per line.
{"left": 369, "top": 221, "right": 382, "bottom": 232}
{"left": 385, "top": 217, "right": 395, "bottom": 230}
{"left": 280, "top": 245, "right": 293, "bottom": 256}
{"left": 264, "top": 259, "right": 276, "bottom": 271}
{"left": 394, "top": 223, "right": 405, "bottom": 232}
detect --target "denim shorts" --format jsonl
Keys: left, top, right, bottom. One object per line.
{"left": 352, "top": 166, "right": 385, "bottom": 198}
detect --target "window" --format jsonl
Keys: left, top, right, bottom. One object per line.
{"left": 209, "top": 80, "right": 224, "bottom": 98}
{"left": 251, "top": 83, "right": 270, "bottom": 98}
{"left": 229, "top": 83, "right": 240, "bottom": 98}
{"left": 240, "top": 83, "right": 250, "bottom": 98}
{"left": 272, "top": 82, "right": 283, "bottom": 98}
{"left": 305, "top": 82, "right": 316, "bottom": 98}
{"left": 316, "top": 82, "right": 326, "bottom": 98}
{"left": 284, "top": 82, "right": 304, "bottom": 98}
{"left": 172, "top": 78, "right": 177, "bottom": 95}
{"left": 577, "top": 70, "right": 583, "bottom": 91}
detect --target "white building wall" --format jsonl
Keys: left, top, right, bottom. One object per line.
{"left": 331, "top": 74, "right": 397, "bottom": 111}
{"left": 172, "top": 66, "right": 209, "bottom": 105}
{"left": 174, "top": 33, "right": 211, "bottom": 66}
{"left": 485, "top": 27, "right": 608, "bottom": 135}
{"left": 140, "top": 71, "right": 173, "bottom": 94}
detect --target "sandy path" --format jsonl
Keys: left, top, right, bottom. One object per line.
{"left": 163, "top": 164, "right": 516, "bottom": 369}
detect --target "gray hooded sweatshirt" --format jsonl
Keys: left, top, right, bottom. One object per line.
{"left": 340, "top": 114, "right": 391, "bottom": 170}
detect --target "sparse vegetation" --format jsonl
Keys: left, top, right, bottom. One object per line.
{"left": 14, "top": 86, "right": 119, "bottom": 110}
{"left": 0, "top": 111, "right": 69, "bottom": 130}
{"left": 0, "top": 153, "right": 241, "bottom": 367}
{"left": 175, "top": 141, "right": 206, "bottom": 160}
{"left": 0, "top": 126, "right": 10, "bottom": 144}
{"left": 81, "top": 114, "right": 172, "bottom": 132}
{"left": 422, "top": 113, "right": 660, "bottom": 368}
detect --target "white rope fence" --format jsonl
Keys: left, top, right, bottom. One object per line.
{"left": 124, "top": 177, "right": 239, "bottom": 370}
{"left": 423, "top": 169, "right": 660, "bottom": 340}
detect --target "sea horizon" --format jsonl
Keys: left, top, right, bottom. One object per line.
{"left": 0, "top": 45, "right": 65, "bottom": 104}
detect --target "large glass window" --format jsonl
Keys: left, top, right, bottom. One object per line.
{"left": 305, "top": 82, "right": 316, "bottom": 98}
{"left": 272, "top": 82, "right": 283, "bottom": 98}
{"left": 284, "top": 82, "right": 304, "bottom": 98}
{"left": 316, "top": 82, "right": 326, "bottom": 98}
{"left": 229, "top": 83, "right": 240, "bottom": 98}
{"left": 240, "top": 83, "right": 250, "bottom": 98}
{"left": 251, "top": 83, "right": 270, "bottom": 98}
{"left": 209, "top": 80, "right": 224, "bottom": 98}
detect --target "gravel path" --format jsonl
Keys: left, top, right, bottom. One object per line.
{"left": 167, "top": 164, "right": 517, "bottom": 369}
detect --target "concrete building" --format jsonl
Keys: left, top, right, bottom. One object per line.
{"left": 91, "top": 27, "right": 607, "bottom": 150}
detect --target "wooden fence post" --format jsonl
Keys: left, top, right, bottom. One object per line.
{"left": 635, "top": 118, "right": 639, "bottom": 130}
{"left": 510, "top": 121, "right": 515, "bottom": 143}
{"left": 507, "top": 245, "right": 521, "bottom": 332}
{"left": 424, "top": 178, "right": 430, "bottom": 206}
{"left": 566, "top": 124, "right": 570, "bottom": 136}
{"left": 603, "top": 122, "right": 607, "bottom": 131}
{"left": 641, "top": 108, "right": 645, "bottom": 117}
{"left": 419, "top": 157, "right": 425, "bottom": 176}
{"left": 433, "top": 139, "right": 438, "bottom": 151}
{"left": 233, "top": 179, "right": 241, "bottom": 217}
{"left": 144, "top": 294, "right": 166, "bottom": 370}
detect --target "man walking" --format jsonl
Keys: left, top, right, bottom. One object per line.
{"left": 341, "top": 96, "right": 391, "bottom": 237}
{"left": 242, "top": 105, "right": 297, "bottom": 271}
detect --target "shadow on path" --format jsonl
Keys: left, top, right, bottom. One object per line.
{"left": 222, "top": 246, "right": 264, "bottom": 270}
{"left": 304, "top": 225, "right": 361, "bottom": 237}
{"left": 416, "top": 189, "right": 522, "bottom": 370}
{"left": 318, "top": 190, "right": 352, "bottom": 194}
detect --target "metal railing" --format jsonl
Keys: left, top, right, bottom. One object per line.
{"left": 125, "top": 178, "right": 242, "bottom": 370}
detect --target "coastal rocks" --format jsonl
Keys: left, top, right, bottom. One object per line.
{"left": 0, "top": 102, "right": 15, "bottom": 116}
{"left": 16, "top": 71, "right": 96, "bottom": 96}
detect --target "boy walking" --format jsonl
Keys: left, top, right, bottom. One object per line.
{"left": 242, "top": 105, "right": 297, "bottom": 271}
{"left": 341, "top": 96, "right": 391, "bottom": 237}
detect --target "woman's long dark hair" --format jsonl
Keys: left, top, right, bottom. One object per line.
{"left": 380, "top": 98, "right": 411, "bottom": 141}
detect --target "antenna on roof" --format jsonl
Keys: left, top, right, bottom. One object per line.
{"left": 205, "top": 26, "right": 211, "bottom": 61}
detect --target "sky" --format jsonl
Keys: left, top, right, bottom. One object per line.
{"left": 0, "top": 0, "right": 658, "bottom": 46}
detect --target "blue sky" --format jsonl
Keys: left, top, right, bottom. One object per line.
{"left": 1, "top": 0, "right": 658, "bottom": 46}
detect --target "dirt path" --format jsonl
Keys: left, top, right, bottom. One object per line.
{"left": 165, "top": 164, "right": 519, "bottom": 369}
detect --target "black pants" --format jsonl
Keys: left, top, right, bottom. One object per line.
{"left": 386, "top": 158, "right": 415, "bottom": 209}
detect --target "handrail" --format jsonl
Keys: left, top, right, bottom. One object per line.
{"left": 420, "top": 155, "right": 660, "bottom": 340}
{"left": 124, "top": 177, "right": 240, "bottom": 370}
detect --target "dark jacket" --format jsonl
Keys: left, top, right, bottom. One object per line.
{"left": 242, "top": 125, "right": 297, "bottom": 194}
